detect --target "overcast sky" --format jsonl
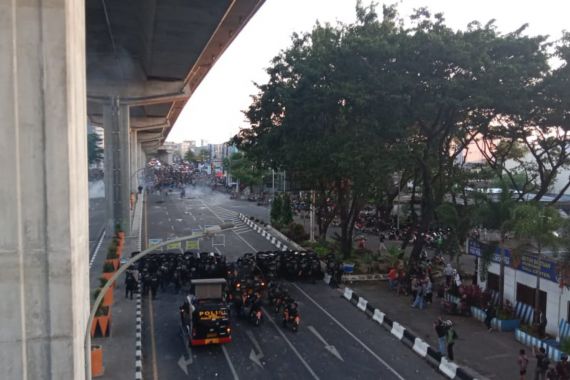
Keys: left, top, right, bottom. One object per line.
{"left": 167, "top": 0, "right": 570, "bottom": 144}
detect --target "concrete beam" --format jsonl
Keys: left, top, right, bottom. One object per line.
{"left": 103, "top": 100, "right": 131, "bottom": 235}
{"left": 0, "top": 0, "right": 89, "bottom": 379}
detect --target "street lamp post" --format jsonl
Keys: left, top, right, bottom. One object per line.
{"left": 396, "top": 173, "right": 402, "bottom": 230}
{"left": 84, "top": 231, "right": 209, "bottom": 380}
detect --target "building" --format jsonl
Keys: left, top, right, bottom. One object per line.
{"left": 179, "top": 140, "right": 196, "bottom": 158}
{"left": 469, "top": 239, "right": 569, "bottom": 337}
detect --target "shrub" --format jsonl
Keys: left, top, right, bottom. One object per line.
{"left": 286, "top": 222, "right": 309, "bottom": 242}
{"left": 95, "top": 305, "right": 109, "bottom": 317}
{"left": 106, "top": 246, "right": 118, "bottom": 259}
{"left": 561, "top": 338, "right": 570, "bottom": 354}
{"left": 103, "top": 261, "right": 115, "bottom": 273}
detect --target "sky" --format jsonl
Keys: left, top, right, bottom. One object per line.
{"left": 167, "top": 0, "right": 570, "bottom": 144}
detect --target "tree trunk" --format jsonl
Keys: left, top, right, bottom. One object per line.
{"left": 535, "top": 247, "right": 542, "bottom": 312}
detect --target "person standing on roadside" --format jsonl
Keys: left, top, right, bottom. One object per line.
{"left": 519, "top": 349, "right": 529, "bottom": 380}
{"left": 557, "top": 354, "right": 570, "bottom": 380}
{"left": 532, "top": 346, "right": 549, "bottom": 380}
{"left": 445, "top": 320, "right": 458, "bottom": 361}
{"left": 433, "top": 317, "right": 447, "bottom": 356}
{"left": 484, "top": 302, "right": 496, "bottom": 332}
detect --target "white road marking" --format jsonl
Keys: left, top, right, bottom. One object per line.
{"left": 307, "top": 325, "right": 344, "bottom": 361}
{"left": 292, "top": 284, "right": 405, "bottom": 380}
{"left": 221, "top": 345, "right": 240, "bottom": 380}
{"left": 198, "top": 200, "right": 257, "bottom": 251}
{"left": 262, "top": 307, "right": 320, "bottom": 380}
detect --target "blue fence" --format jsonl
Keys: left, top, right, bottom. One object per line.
{"left": 515, "top": 301, "right": 534, "bottom": 325}
{"left": 560, "top": 319, "right": 570, "bottom": 341}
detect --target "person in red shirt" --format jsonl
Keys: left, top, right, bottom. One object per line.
{"left": 388, "top": 268, "right": 398, "bottom": 290}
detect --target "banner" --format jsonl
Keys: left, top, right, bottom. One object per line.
{"left": 468, "top": 239, "right": 558, "bottom": 283}
{"left": 166, "top": 241, "right": 182, "bottom": 251}
{"left": 185, "top": 240, "right": 199, "bottom": 250}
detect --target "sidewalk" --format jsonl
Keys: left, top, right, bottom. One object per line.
{"left": 89, "top": 194, "right": 144, "bottom": 380}
{"left": 350, "top": 281, "right": 526, "bottom": 379}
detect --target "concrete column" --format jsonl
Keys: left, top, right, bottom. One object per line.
{"left": 103, "top": 100, "right": 131, "bottom": 234}
{"left": 129, "top": 130, "right": 138, "bottom": 191}
{"left": 0, "top": 0, "right": 89, "bottom": 379}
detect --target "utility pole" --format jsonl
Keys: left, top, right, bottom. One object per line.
{"left": 396, "top": 173, "right": 402, "bottom": 231}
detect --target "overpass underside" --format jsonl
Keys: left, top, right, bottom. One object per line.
{"left": 0, "top": 0, "right": 263, "bottom": 379}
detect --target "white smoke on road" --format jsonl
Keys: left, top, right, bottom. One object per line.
{"left": 89, "top": 180, "right": 105, "bottom": 199}
{"left": 184, "top": 185, "right": 229, "bottom": 205}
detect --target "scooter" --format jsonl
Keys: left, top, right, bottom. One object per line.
{"left": 441, "top": 299, "right": 471, "bottom": 317}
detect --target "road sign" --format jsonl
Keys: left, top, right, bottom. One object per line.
{"left": 185, "top": 240, "right": 199, "bottom": 250}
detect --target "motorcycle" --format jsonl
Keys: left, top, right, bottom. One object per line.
{"left": 441, "top": 299, "right": 471, "bottom": 317}
{"left": 282, "top": 303, "right": 301, "bottom": 332}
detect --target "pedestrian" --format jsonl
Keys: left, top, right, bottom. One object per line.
{"left": 125, "top": 271, "right": 137, "bottom": 300}
{"left": 557, "top": 354, "right": 570, "bottom": 380}
{"left": 434, "top": 317, "right": 447, "bottom": 357}
{"left": 446, "top": 320, "right": 458, "bottom": 361}
{"left": 533, "top": 309, "right": 547, "bottom": 339}
{"left": 484, "top": 302, "right": 496, "bottom": 332}
{"left": 388, "top": 267, "right": 399, "bottom": 290}
{"left": 150, "top": 275, "right": 159, "bottom": 299}
{"left": 424, "top": 277, "right": 433, "bottom": 305}
{"left": 519, "top": 349, "right": 529, "bottom": 380}
{"left": 532, "top": 346, "right": 549, "bottom": 380}
{"left": 444, "top": 264, "right": 454, "bottom": 288}
{"left": 411, "top": 278, "right": 425, "bottom": 309}
{"left": 378, "top": 234, "right": 387, "bottom": 253}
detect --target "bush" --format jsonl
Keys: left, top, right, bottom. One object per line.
{"left": 102, "top": 261, "right": 115, "bottom": 273}
{"left": 106, "top": 246, "right": 118, "bottom": 259}
{"left": 560, "top": 338, "right": 570, "bottom": 354}
{"left": 95, "top": 305, "right": 109, "bottom": 317}
{"left": 285, "top": 222, "right": 309, "bottom": 242}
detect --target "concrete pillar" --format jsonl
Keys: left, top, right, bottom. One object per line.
{"left": 103, "top": 100, "right": 131, "bottom": 234}
{"left": 129, "top": 130, "right": 138, "bottom": 191}
{"left": 0, "top": 0, "right": 89, "bottom": 379}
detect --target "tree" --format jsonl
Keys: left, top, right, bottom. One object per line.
{"left": 473, "top": 181, "right": 516, "bottom": 304}
{"left": 270, "top": 194, "right": 282, "bottom": 226}
{"left": 88, "top": 133, "right": 103, "bottom": 165}
{"left": 281, "top": 194, "right": 293, "bottom": 225}
{"left": 224, "top": 152, "right": 265, "bottom": 192}
{"left": 184, "top": 149, "right": 197, "bottom": 163}
{"left": 508, "top": 203, "right": 563, "bottom": 310}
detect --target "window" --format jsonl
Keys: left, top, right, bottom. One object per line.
{"left": 516, "top": 283, "right": 546, "bottom": 313}
{"left": 487, "top": 273, "right": 500, "bottom": 292}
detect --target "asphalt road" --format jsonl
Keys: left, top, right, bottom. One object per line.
{"left": 89, "top": 197, "right": 106, "bottom": 255}
{"left": 142, "top": 186, "right": 444, "bottom": 380}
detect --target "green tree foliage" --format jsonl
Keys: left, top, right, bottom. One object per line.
{"left": 473, "top": 181, "right": 517, "bottom": 304}
{"left": 224, "top": 152, "right": 265, "bottom": 192}
{"left": 88, "top": 133, "right": 103, "bottom": 165}
{"left": 270, "top": 194, "right": 283, "bottom": 225}
{"left": 509, "top": 203, "right": 564, "bottom": 310}
{"left": 281, "top": 194, "right": 293, "bottom": 225}
{"left": 233, "top": 3, "right": 564, "bottom": 259}
{"left": 184, "top": 149, "right": 197, "bottom": 163}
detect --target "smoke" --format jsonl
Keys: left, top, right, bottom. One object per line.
{"left": 89, "top": 179, "right": 105, "bottom": 199}
{"left": 184, "top": 185, "right": 229, "bottom": 205}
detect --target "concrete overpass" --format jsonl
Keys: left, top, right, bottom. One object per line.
{"left": 0, "top": 1, "right": 264, "bottom": 379}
